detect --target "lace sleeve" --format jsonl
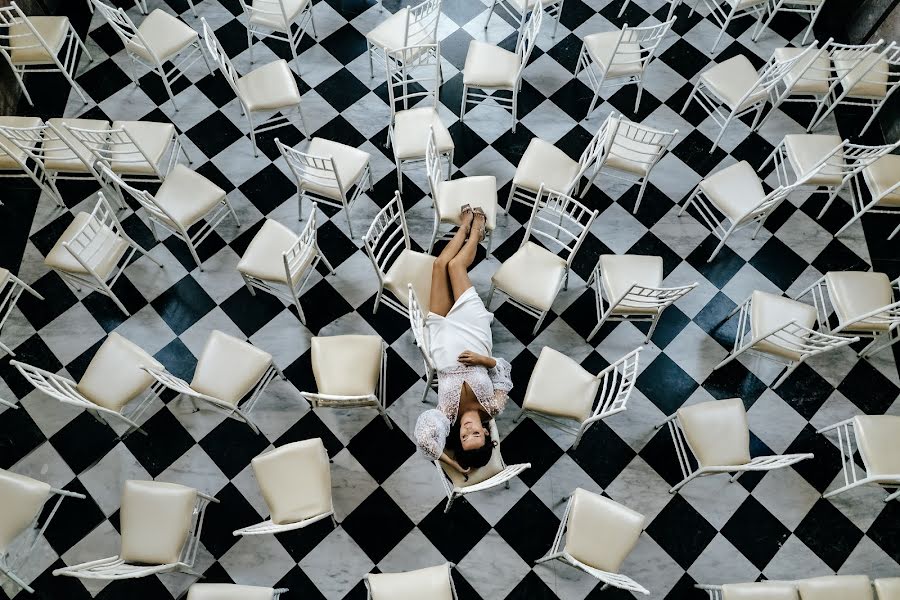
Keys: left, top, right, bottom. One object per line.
{"left": 485, "top": 357, "right": 513, "bottom": 415}
{"left": 414, "top": 408, "right": 451, "bottom": 461}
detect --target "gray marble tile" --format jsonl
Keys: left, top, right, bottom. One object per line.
{"left": 218, "top": 532, "right": 297, "bottom": 587}
{"left": 299, "top": 528, "right": 375, "bottom": 600}
{"left": 457, "top": 530, "right": 531, "bottom": 600}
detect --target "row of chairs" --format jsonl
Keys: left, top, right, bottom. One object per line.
{"left": 698, "top": 575, "right": 900, "bottom": 600}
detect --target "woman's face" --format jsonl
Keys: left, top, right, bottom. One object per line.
{"left": 459, "top": 410, "right": 487, "bottom": 450}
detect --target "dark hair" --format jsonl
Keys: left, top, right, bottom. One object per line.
{"left": 446, "top": 417, "right": 496, "bottom": 470}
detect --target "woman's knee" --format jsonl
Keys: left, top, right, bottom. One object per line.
{"left": 433, "top": 257, "right": 450, "bottom": 275}
{"left": 448, "top": 256, "right": 469, "bottom": 274}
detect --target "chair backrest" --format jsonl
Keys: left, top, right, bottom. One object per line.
{"left": 91, "top": 0, "right": 156, "bottom": 63}
{"left": 608, "top": 279, "right": 698, "bottom": 315}
{"left": 736, "top": 184, "right": 794, "bottom": 224}
{"left": 829, "top": 39, "right": 893, "bottom": 97}
{"left": 594, "top": 346, "right": 641, "bottom": 419}
{"left": 96, "top": 162, "right": 178, "bottom": 229}
{"left": 65, "top": 123, "right": 161, "bottom": 177}
{"left": 521, "top": 186, "right": 598, "bottom": 269}
{"left": 746, "top": 43, "right": 819, "bottom": 107}
{"left": 799, "top": 138, "right": 900, "bottom": 188}
{"left": 0, "top": 271, "right": 31, "bottom": 337}
{"left": 0, "top": 121, "right": 53, "bottom": 167}
{"left": 285, "top": 205, "right": 318, "bottom": 285}
{"left": 62, "top": 194, "right": 129, "bottom": 278}
{"left": 385, "top": 43, "right": 441, "bottom": 116}
{"left": 759, "top": 320, "right": 855, "bottom": 360}
{"left": 786, "top": 38, "right": 838, "bottom": 92}
{"left": 363, "top": 192, "right": 411, "bottom": 279}
{"left": 0, "top": 3, "right": 55, "bottom": 65}
{"left": 842, "top": 41, "right": 900, "bottom": 98}
{"left": 240, "top": 0, "right": 293, "bottom": 30}
{"left": 405, "top": 0, "right": 441, "bottom": 48}
{"left": 570, "top": 122, "right": 611, "bottom": 190}
{"left": 11, "top": 360, "right": 87, "bottom": 408}
{"left": 277, "top": 139, "right": 346, "bottom": 199}
{"left": 610, "top": 19, "right": 674, "bottom": 75}
{"left": 201, "top": 18, "right": 243, "bottom": 101}
{"left": 599, "top": 112, "right": 677, "bottom": 176}
{"left": 515, "top": 2, "right": 543, "bottom": 77}
{"left": 424, "top": 126, "right": 443, "bottom": 201}
{"left": 407, "top": 283, "right": 435, "bottom": 373}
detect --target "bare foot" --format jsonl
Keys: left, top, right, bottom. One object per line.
{"left": 461, "top": 208, "right": 475, "bottom": 232}
{"left": 472, "top": 212, "right": 486, "bottom": 242}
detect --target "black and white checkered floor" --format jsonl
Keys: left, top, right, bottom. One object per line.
{"left": 1, "top": 0, "right": 898, "bottom": 597}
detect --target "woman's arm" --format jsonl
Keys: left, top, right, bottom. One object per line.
{"left": 458, "top": 350, "right": 496, "bottom": 368}
{"left": 438, "top": 452, "right": 470, "bottom": 474}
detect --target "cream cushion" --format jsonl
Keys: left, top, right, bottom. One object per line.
{"left": 699, "top": 161, "right": 767, "bottom": 223}
{"left": 0, "top": 469, "right": 51, "bottom": 553}
{"left": 441, "top": 420, "right": 504, "bottom": 487}
{"left": 522, "top": 346, "right": 599, "bottom": 421}
{"left": 119, "top": 480, "right": 197, "bottom": 565}
{"left": 825, "top": 271, "right": 894, "bottom": 332}
{"left": 750, "top": 290, "right": 817, "bottom": 361}
{"left": 0, "top": 116, "right": 43, "bottom": 170}
{"left": 249, "top": 0, "right": 310, "bottom": 31}
{"left": 463, "top": 40, "right": 520, "bottom": 88}
{"left": 598, "top": 254, "right": 663, "bottom": 315}
{"left": 43, "top": 211, "right": 129, "bottom": 279}
{"left": 700, "top": 55, "right": 767, "bottom": 111}
{"left": 723, "top": 583, "right": 800, "bottom": 600}
{"left": 510, "top": 0, "right": 560, "bottom": 9}
{"left": 875, "top": 578, "right": 900, "bottom": 600}
{"left": 797, "top": 575, "right": 873, "bottom": 600}
{"left": 854, "top": 415, "right": 900, "bottom": 477}
{"left": 188, "top": 583, "right": 275, "bottom": 600}
{"left": 392, "top": 108, "right": 454, "bottom": 160}
{"left": 368, "top": 564, "right": 453, "bottom": 600}
{"left": 365, "top": 8, "right": 437, "bottom": 51}
{"left": 492, "top": 241, "right": 567, "bottom": 311}
{"left": 383, "top": 248, "right": 435, "bottom": 310}
{"left": 76, "top": 332, "right": 163, "bottom": 413}
{"left": 190, "top": 330, "right": 273, "bottom": 405}
{"left": 774, "top": 47, "right": 830, "bottom": 94}
{"left": 833, "top": 51, "right": 888, "bottom": 98}
{"left": 237, "top": 219, "right": 305, "bottom": 285}
{"left": 435, "top": 175, "right": 498, "bottom": 229}
{"left": 863, "top": 154, "right": 900, "bottom": 207}
{"left": 311, "top": 334, "right": 382, "bottom": 397}
{"left": 251, "top": 439, "right": 332, "bottom": 525}
{"left": 9, "top": 16, "right": 68, "bottom": 64}
{"left": 108, "top": 121, "right": 175, "bottom": 176}
{"left": 603, "top": 117, "right": 662, "bottom": 176}
{"left": 784, "top": 134, "right": 845, "bottom": 186}
{"left": 153, "top": 164, "right": 228, "bottom": 229}
{"left": 44, "top": 118, "right": 110, "bottom": 173}
{"left": 302, "top": 137, "right": 371, "bottom": 200}
{"left": 126, "top": 9, "right": 198, "bottom": 63}
{"left": 237, "top": 60, "right": 302, "bottom": 112}
{"left": 727, "top": 0, "right": 769, "bottom": 8}
{"left": 564, "top": 488, "right": 644, "bottom": 573}
{"left": 513, "top": 137, "right": 581, "bottom": 192}
{"left": 584, "top": 31, "right": 642, "bottom": 78}
{"left": 677, "top": 398, "right": 751, "bottom": 467}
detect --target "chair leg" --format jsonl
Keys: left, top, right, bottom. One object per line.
{"left": 710, "top": 8, "right": 734, "bottom": 54}
{"left": 633, "top": 178, "right": 649, "bottom": 214}
{"left": 459, "top": 85, "right": 468, "bottom": 123}
{"left": 680, "top": 81, "right": 699, "bottom": 114}
{"left": 0, "top": 563, "right": 34, "bottom": 594}
{"left": 484, "top": 0, "right": 498, "bottom": 29}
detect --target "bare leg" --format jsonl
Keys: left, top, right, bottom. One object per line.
{"left": 448, "top": 213, "right": 484, "bottom": 300}
{"left": 429, "top": 216, "right": 473, "bottom": 317}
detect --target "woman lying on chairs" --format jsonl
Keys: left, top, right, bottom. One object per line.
{"left": 414, "top": 207, "right": 512, "bottom": 476}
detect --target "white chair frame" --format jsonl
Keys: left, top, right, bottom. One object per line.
{"left": 0, "top": 398, "right": 16, "bottom": 409}
{"left": 363, "top": 192, "right": 421, "bottom": 318}
{"left": 408, "top": 283, "right": 437, "bottom": 403}
{"left": 300, "top": 339, "right": 391, "bottom": 429}
{"left": 796, "top": 273, "right": 900, "bottom": 359}
{"left": 0, "top": 121, "right": 67, "bottom": 209}
{"left": 535, "top": 492, "right": 649, "bottom": 595}
{"left": 240, "top": 0, "right": 317, "bottom": 74}
{"left": 92, "top": 0, "right": 211, "bottom": 110}
{"left": 367, "top": 0, "right": 441, "bottom": 79}
{"left": 488, "top": 186, "right": 599, "bottom": 333}
{"left": 53, "top": 490, "right": 218, "bottom": 581}
{"left": 385, "top": 42, "right": 451, "bottom": 192}
{"left": 575, "top": 19, "right": 674, "bottom": 117}
{"left": 277, "top": 139, "right": 373, "bottom": 239}
{"left": 364, "top": 565, "right": 459, "bottom": 600}
{"left": 839, "top": 160, "right": 900, "bottom": 239}
{"left": 202, "top": 18, "right": 307, "bottom": 158}
{"left": 753, "top": 0, "right": 825, "bottom": 46}
{"left": 817, "top": 418, "right": 900, "bottom": 502}
{"left": 0, "top": 270, "right": 43, "bottom": 357}
{"left": 87, "top": 0, "right": 199, "bottom": 18}
{"left": 0, "top": 484, "right": 85, "bottom": 594}
{"left": 688, "top": 0, "right": 767, "bottom": 54}
{"left": 681, "top": 45, "right": 817, "bottom": 151}
{"left": 460, "top": 2, "right": 541, "bottom": 133}
{"left": 49, "top": 194, "right": 163, "bottom": 316}
{"left": 485, "top": 0, "right": 563, "bottom": 47}
{"left": 514, "top": 347, "right": 642, "bottom": 449}
{"left": 712, "top": 293, "right": 858, "bottom": 389}
{"left": 0, "top": 3, "right": 92, "bottom": 107}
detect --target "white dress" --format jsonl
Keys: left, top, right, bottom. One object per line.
{"left": 426, "top": 286, "right": 494, "bottom": 371}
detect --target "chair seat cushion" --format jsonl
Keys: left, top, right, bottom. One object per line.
{"left": 700, "top": 55, "right": 767, "bottom": 111}
{"left": 863, "top": 154, "right": 900, "bottom": 207}
{"left": 564, "top": 488, "right": 644, "bottom": 573}
{"left": 441, "top": 420, "right": 504, "bottom": 487}
{"left": 190, "top": 330, "right": 273, "bottom": 405}
{"left": 510, "top": 0, "right": 560, "bottom": 9}
{"left": 853, "top": 415, "right": 900, "bottom": 477}
{"left": 0, "top": 469, "right": 51, "bottom": 553}
{"left": 383, "top": 248, "right": 435, "bottom": 310}
{"left": 367, "top": 564, "right": 453, "bottom": 600}
{"left": 583, "top": 31, "right": 642, "bottom": 78}
{"left": 676, "top": 398, "right": 751, "bottom": 467}
{"left": 784, "top": 134, "right": 845, "bottom": 186}
{"left": 722, "top": 583, "right": 800, "bottom": 600}
{"left": 513, "top": 137, "right": 580, "bottom": 193}
{"left": 436, "top": 175, "right": 498, "bottom": 229}
{"left": 251, "top": 439, "right": 332, "bottom": 525}
{"left": 127, "top": 9, "right": 198, "bottom": 63}
{"left": 237, "top": 218, "right": 304, "bottom": 284}
{"left": 875, "top": 578, "right": 900, "bottom": 600}
{"left": 9, "top": 16, "right": 68, "bottom": 64}
{"left": 522, "top": 346, "right": 599, "bottom": 421}
{"left": 825, "top": 270, "right": 894, "bottom": 332}
{"left": 750, "top": 290, "right": 817, "bottom": 361}
{"left": 602, "top": 117, "right": 661, "bottom": 176}
{"left": 237, "top": 59, "right": 302, "bottom": 112}
{"left": 0, "top": 116, "right": 43, "bottom": 170}
{"left": 463, "top": 40, "right": 520, "bottom": 88}
{"left": 365, "top": 7, "right": 435, "bottom": 51}
{"left": 43, "top": 211, "right": 129, "bottom": 279}
{"left": 119, "top": 480, "right": 197, "bottom": 565}
{"left": 109, "top": 120, "right": 175, "bottom": 176}
{"left": 44, "top": 118, "right": 110, "bottom": 173}
{"left": 188, "top": 584, "right": 276, "bottom": 600}
{"left": 154, "top": 164, "right": 228, "bottom": 229}
{"left": 492, "top": 241, "right": 567, "bottom": 312}
{"left": 699, "top": 161, "right": 767, "bottom": 223}
{"left": 392, "top": 107, "right": 453, "bottom": 160}
{"left": 797, "top": 575, "right": 874, "bottom": 600}
{"left": 302, "top": 137, "right": 371, "bottom": 201}
{"left": 248, "top": 0, "right": 309, "bottom": 31}
{"left": 76, "top": 332, "right": 163, "bottom": 413}
{"left": 311, "top": 334, "right": 382, "bottom": 397}
{"left": 598, "top": 254, "right": 663, "bottom": 315}
{"left": 832, "top": 51, "right": 888, "bottom": 98}
{"left": 774, "top": 46, "right": 830, "bottom": 94}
